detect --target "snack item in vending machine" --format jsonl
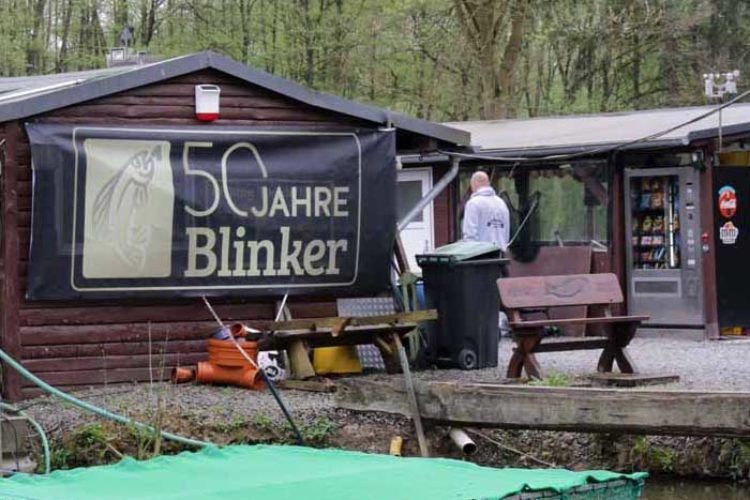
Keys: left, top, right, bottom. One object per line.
{"left": 640, "top": 192, "right": 652, "bottom": 210}
{"left": 642, "top": 216, "right": 653, "bottom": 234}
{"left": 652, "top": 216, "right": 665, "bottom": 234}
{"left": 651, "top": 191, "right": 664, "bottom": 209}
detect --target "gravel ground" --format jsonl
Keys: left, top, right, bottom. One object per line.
{"left": 18, "top": 334, "right": 749, "bottom": 441}
{"left": 23, "top": 382, "right": 336, "bottom": 434}
{"left": 15, "top": 335, "right": 750, "bottom": 476}
{"left": 23, "top": 334, "right": 750, "bottom": 433}
{"left": 412, "top": 335, "right": 750, "bottom": 391}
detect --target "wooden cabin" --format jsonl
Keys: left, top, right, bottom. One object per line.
{"left": 0, "top": 51, "right": 469, "bottom": 400}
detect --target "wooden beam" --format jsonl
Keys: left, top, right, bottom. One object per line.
{"left": 1, "top": 122, "right": 22, "bottom": 401}
{"left": 337, "top": 379, "right": 750, "bottom": 437}
{"left": 262, "top": 310, "right": 437, "bottom": 332}
{"left": 700, "top": 150, "right": 720, "bottom": 340}
{"left": 258, "top": 324, "right": 416, "bottom": 350}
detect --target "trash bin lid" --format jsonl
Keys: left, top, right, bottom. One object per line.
{"left": 416, "top": 240, "right": 501, "bottom": 265}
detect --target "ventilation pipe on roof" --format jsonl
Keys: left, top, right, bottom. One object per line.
{"left": 397, "top": 155, "right": 460, "bottom": 232}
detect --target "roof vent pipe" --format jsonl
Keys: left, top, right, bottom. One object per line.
{"left": 397, "top": 155, "right": 460, "bottom": 232}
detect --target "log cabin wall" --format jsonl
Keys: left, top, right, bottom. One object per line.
{"left": 2, "top": 69, "right": 397, "bottom": 400}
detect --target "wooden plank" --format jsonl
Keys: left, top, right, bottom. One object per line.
{"left": 22, "top": 352, "right": 206, "bottom": 372}
{"left": 700, "top": 152, "right": 720, "bottom": 339}
{"left": 49, "top": 104, "right": 343, "bottom": 122}
{"left": 1, "top": 122, "right": 22, "bottom": 401}
{"left": 510, "top": 315, "right": 648, "bottom": 328}
{"left": 507, "top": 246, "right": 593, "bottom": 337}
{"left": 498, "top": 273, "right": 623, "bottom": 309}
{"left": 588, "top": 373, "right": 680, "bottom": 387}
{"left": 258, "top": 323, "right": 415, "bottom": 350}
{"left": 264, "top": 310, "right": 437, "bottom": 332}
{"left": 337, "top": 379, "right": 750, "bottom": 437}
{"left": 100, "top": 95, "right": 300, "bottom": 109}
{"left": 530, "top": 337, "right": 609, "bottom": 353}
{"left": 20, "top": 321, "right": 222, "bottom": 346}
{"left": 19, "top": 367, "right": 171, "bottom": 387}
{"left": 36, "top": 117, "right": 350, "bottom": 127}
{"left": 277, "top": 379, "right": 337, "bottom": 393}
{"left": 18, "top": 300, "right": 336, "bottom": 326}
{"left": 118, "top": 82, "right": 274, "bottom": 98}
{"left": 21, "top": 340, "right": 207, "bottom": 359}
{"left": 393, "top": 234, "right": 410, "bottom": 274}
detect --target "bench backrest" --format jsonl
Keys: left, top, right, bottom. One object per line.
{"left": 497, "top": 273, "right": 623, "bottom": 309}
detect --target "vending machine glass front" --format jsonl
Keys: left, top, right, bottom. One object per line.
{"left": 630, "top": 176, "right": 680, "bottom": 271}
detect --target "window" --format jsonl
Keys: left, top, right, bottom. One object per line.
{"left": 458, "top": 161, "right": 610, "bottom": 245}
{"left": 396, "top": 180, "right": 424, "bottom": 223}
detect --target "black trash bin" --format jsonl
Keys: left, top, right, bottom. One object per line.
{"left": 416, "top": 241, "right": 508, "bottom": 370}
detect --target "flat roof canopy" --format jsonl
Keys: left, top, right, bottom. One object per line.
{"left": 446, "top": 103, "right": 750, "bottom": 155}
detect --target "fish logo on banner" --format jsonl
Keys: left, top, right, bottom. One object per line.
{"left": 83, "top": 139, "right": 175, "bottom": 278}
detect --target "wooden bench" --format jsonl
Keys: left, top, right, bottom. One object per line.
{"left": 497, "top": 273, "right": 648, "bottom": 379}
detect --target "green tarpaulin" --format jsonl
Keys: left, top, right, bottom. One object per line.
{"left": 0, "top": 445, "right": 646, "bottom": 500}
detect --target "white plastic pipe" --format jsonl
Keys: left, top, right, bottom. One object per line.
{"left": 449, "top": 427, "right": 477, "bottom": 455}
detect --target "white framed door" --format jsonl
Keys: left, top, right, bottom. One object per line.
{"left": 397, "top": 168, "right": 434, "bottom": 271}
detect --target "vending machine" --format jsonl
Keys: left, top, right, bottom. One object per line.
{"left": 624, "top": 167, "right": 703, "bottom": 326}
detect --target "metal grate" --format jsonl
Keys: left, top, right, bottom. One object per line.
{"left": 336, "top": 297, "right": 397, "bottom": 370}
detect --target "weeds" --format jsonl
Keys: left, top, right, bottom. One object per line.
{"left": 251, "top": 414, "right": 275, "bottom": 432}
{"left": 299, "top": 418, "right": 336, "bottom": 444}
{"left": 528, "top": 372, "right": 574, "bottom": 387}
{"left": 650, "top": 447, "right": 677, "bottom": 472}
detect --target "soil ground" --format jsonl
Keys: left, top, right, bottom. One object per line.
{"left": 15, "top": 378, "right": 750, "bottom": 481}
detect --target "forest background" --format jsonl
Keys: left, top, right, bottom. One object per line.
{"left": 0, "top": 0, "right": 747, "bottom": 121}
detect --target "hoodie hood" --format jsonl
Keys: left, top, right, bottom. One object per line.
{"left": 472, "top": 186, "right": 497, "bottom": 197}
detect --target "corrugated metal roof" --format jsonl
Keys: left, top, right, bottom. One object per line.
{"left": 0, "top": 67, "right": 129, "bottom": 95}
{"left": 446, "top": 103, "right": 750, "bottom": 154}
{"left": 0, "top": 52, "right": 469, "bottom": 146}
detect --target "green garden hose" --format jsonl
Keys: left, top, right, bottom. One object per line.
{"left": 0, "top": 402, "right": 50, "bottom": 474}
{"left": 0, "top": 347, "right": 212, "bottom": 452}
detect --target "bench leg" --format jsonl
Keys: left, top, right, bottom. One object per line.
{"left": 598, "top": 323, "right": 639, "bottom": 374}
{"left": 507, "top": 334, "right": 543, "bottom": 379}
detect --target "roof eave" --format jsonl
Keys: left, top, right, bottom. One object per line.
{"left": 0, "top": 51, "right": 469, "bottom": 147}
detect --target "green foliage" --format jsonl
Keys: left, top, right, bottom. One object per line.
{"left": 632, "top": 436, "right": 649, "bottom": 456}
{"left": 650, "top": 446, "right": 677, "bottom": 472}
{"left": 248, "top": 415, "right": 336, "bottom": 445}
{"left": 50, "top": 447, "right": 74, "bottom": 470}
{"left": 215, "top": 416, "right": 249, "bottom": 434}
{"left": 729, "top": 440, "right": 750, "bottom": 481}
{"left": 250, "top": 414, "right": 275, "bottom": 432}
{"left": 2, "top": 0, "right": 750, "bottom": 121}
{"left": 299, "top": 418, "right": 337, "bottom": 444}
{"left": 528, "top": 372, "right": 574, "bottom": 387}
{"left": 77, "top": 423, "right": 108, "bottom": 447}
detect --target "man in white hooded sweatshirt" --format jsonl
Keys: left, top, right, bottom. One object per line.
{"left": 462, "top": 171, "right": 510, "bottom": 251}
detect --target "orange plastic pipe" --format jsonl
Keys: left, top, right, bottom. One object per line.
{"left": 171, "top": 366, "right": 196, "bottom": 384}
{"left": 195, "top": 337, "right": 264, "bottom": 390}
{"left": 195, "top": 361, "right": 263, "bottom": 390}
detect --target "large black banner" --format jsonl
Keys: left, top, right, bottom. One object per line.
{"left": 26, "top": 124, "right": 396, "bottom": 300}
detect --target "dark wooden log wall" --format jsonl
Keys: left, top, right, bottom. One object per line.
{"left": 2, "top": 69, "right": 395, "bottom": 400}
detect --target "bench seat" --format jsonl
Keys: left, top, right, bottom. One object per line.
{"left": 498, "top": 273, "right": 648, "bottom": 379}
{"left": 510, "top": 315, "right": 649, "bottom": 329}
